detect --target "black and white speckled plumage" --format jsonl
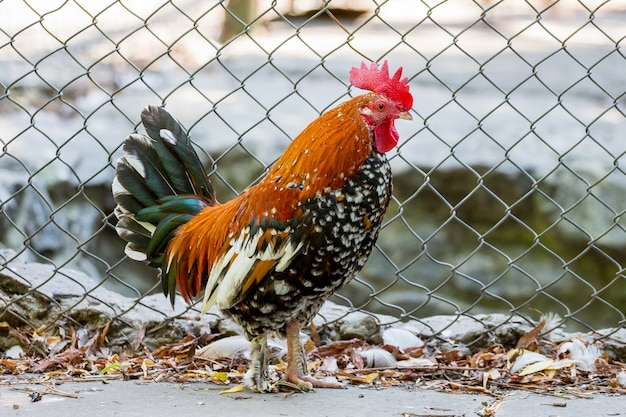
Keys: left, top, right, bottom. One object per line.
{"left": 228, "top": 150, "right": 392, "bottom": 339}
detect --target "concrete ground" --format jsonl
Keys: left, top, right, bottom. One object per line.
{"left": 1, "top": 380, "right": 623, "bottom": 417}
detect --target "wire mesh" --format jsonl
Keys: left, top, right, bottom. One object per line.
{"left": 1, "top": 0, "right": 625, "bottom": 341}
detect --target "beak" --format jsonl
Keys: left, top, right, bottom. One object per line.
{"left": 397, "top": 111, "right": 413, "bottom": 121}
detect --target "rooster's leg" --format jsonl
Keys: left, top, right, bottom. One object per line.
{"left": 244, "top": 333, "right": 276, "bottom": 392}
{"left": 284, "top": 319, "right": 342, "bottom": 391}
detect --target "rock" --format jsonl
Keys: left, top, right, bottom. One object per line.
{"left": 360, "top": 347, "right": 397, "bottom": 368}
{"left": 596, "top": 328, "right": 626, "bottom": 361}
{"left": 0, "top": 249, "right": 220, "bottom": 352}
{"left": 314, "top": 302, "right": 397, "bottom": 345}
{"left": 397, "top": 313, "right": 532, "bottom": 350}
{"left": 4, "top": 345, "right": 24, "bottom": 359}
{"left": 196, "top": 335, "right": 251, "bottom": 360}
{"left": 0, "top": 250, "right": 64, "bottom": 329}
{"left": 383, "top": 328, "right": 424, "bottom": 350}
{"left": 336, "top": 312, "right": 383, "bottom": 344}
{"left": 195, "top": 334, "right": 288, "bottom": 361}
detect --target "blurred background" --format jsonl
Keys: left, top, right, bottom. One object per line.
{"left": 1, "top": 0, "right": 625, "bottom": 334}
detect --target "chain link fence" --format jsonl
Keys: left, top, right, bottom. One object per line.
{"left": 1, "top": 0, "right": 625, "bottom": 342}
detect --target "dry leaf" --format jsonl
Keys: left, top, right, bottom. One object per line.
{"left": 365, "top": 372, "right": 379, "bottom": 381}
{"left": 519, "top": 359, "right": 554, "bottom": 376}
{"left": 516, "top": 315, "right": 546, "bottom": 351}
{"left": 313, "top": 339, "right": 365, "bottom": 357}
{"left": 141, "top": 359, "right": 156, "bottom": 377}
{"left": 212, "top": 372, "right": 230, "bottom": 382}
{"left": 439, "top": 349, "right": 463, "bottom": 364}
{"left": 482, "top": 368, "right": 502, "bottom": 388}
{"left": 350, "top": 376, "right": 374, "bottom": 384}
{"left": 308, "top": 322, "right": 320, "bottom": 347}
{"left": 507, "top": 348, "right": 533, "bottom": 361}
{"left": 219, "top": 385, "right": 244, "bottom": 394}
{"left": 478, "top": 399, "right": 505, "bottom": 416}
{"left": 41, "top": 371, "right": 67, "bottom": 380}
{"left": 32, "top": 348, "right": 87, "bottom": 373}
{"left": 320, "top": 356, "right": 339, "bottom": 373}
{"left": 303, "top": 339, "right": 316, "bottom": 353}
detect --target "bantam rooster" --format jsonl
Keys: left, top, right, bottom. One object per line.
{"left": 112, "top": 61, "right": 413, "bottom": 392}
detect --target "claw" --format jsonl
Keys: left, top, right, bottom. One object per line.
{"left": 283, "top": 373, "right": 343, "bottom": 391}
{"left": 283, "top": 319, "right": 344, "bottom": 392}
{"left": 244, "top": 369, "right": 278, "bottom": 393}
{"left": 276, "top": 379, "right": 311, "bottom": 393}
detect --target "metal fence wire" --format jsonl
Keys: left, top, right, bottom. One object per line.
{"left": 1, "top": 0, "right": 625, "bottom": 341}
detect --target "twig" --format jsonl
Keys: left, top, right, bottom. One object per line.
{"left": 11, "top": 385, "right": 79, "bottom": 399}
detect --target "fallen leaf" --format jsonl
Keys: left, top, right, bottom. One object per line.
{"left": 141, "top": 359, "right": 156, "bottom": 377}
{"left": 134, "top": 322, "right": 146, "bottom": 351}
{"left": 519, "top": 359, "right": 554, "bottom": 376}
{"left": 547, "top": 359, "right": 575, "bottom": 370}
{"left": 32, "top": 348, "right": 87, "bottom": 373}
{"left": 350, "top": 376, "right": 374, "bottom": 384}
{"left": 439, "top": 349, "right": 463, "bottom": 363}
{"left": 478, "top": 398, "right": 505, "bottom": 416}
{"left": 312, "top": 339, "right": 365, "bottom": 357}
{"left": 516, "top": 315, "right": 546, "bottom": 351}
{"left": 304, "top": 339, "right": 316, "bottom": 353}
{"left": 100, "top": 363, "right": 122, "bottom": 375}
{"left": 212, "top": 372, "right": 229, "bottom": 382}
{"left": 219, "top": 385, "right": 244, "bottom": 394}
{"left": 320, "top": 356, "right": 339, "bottom": 373}
{"left": 42, "top": 371, "right": 67, "bottom": 381}
{"left": 365, "top": 372, "right": 379, "bottom": 381}
{"left": 483, "top": 368, "right": 502, "bottom": 388}
{"left": 507, "top": 348, "right": 533, "bottom": 361}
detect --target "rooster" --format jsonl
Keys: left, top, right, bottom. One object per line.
{"left": 112, "top": 61, "right": 413, "bottom": 392}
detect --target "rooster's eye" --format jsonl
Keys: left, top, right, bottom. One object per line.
{"left": 377, "top": 103, "right": 385, "bottom": 111}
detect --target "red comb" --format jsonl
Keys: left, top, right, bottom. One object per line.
{"left": 350, "top": 61, "right": 413, "bottom": 111}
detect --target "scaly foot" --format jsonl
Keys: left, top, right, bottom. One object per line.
{"left": 281, "top": 367, "right": 343, "bottom": 392}
{"left": 281, "top": 319, "right": 344, "bottom": 392}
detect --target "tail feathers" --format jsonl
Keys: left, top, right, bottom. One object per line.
{"left": 113, "top": 105, "right": 216, "bottom": 269}
{"left": 113, "top": 136, "right": 171, "bottom": 209}
{"left": 114, "top": 212, "right": 153, "bottom": 261}
{"left": 140, "top": 106, "right": 215, "bottom": 199}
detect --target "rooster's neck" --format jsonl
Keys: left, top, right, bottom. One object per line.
{"left": 264, "top": 95, "right": 374, "bottom": 202}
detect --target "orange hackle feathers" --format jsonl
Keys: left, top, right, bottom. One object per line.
{"left": 166, "top": 96, "right": 374, "bottom": 306}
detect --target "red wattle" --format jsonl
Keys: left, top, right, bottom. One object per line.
{"left": 374, "top": 121, "right": 399, "bottom": 153}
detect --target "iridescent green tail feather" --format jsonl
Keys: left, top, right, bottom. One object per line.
{"left": 112, "top": 106, "right": 217, "bottom": 302}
